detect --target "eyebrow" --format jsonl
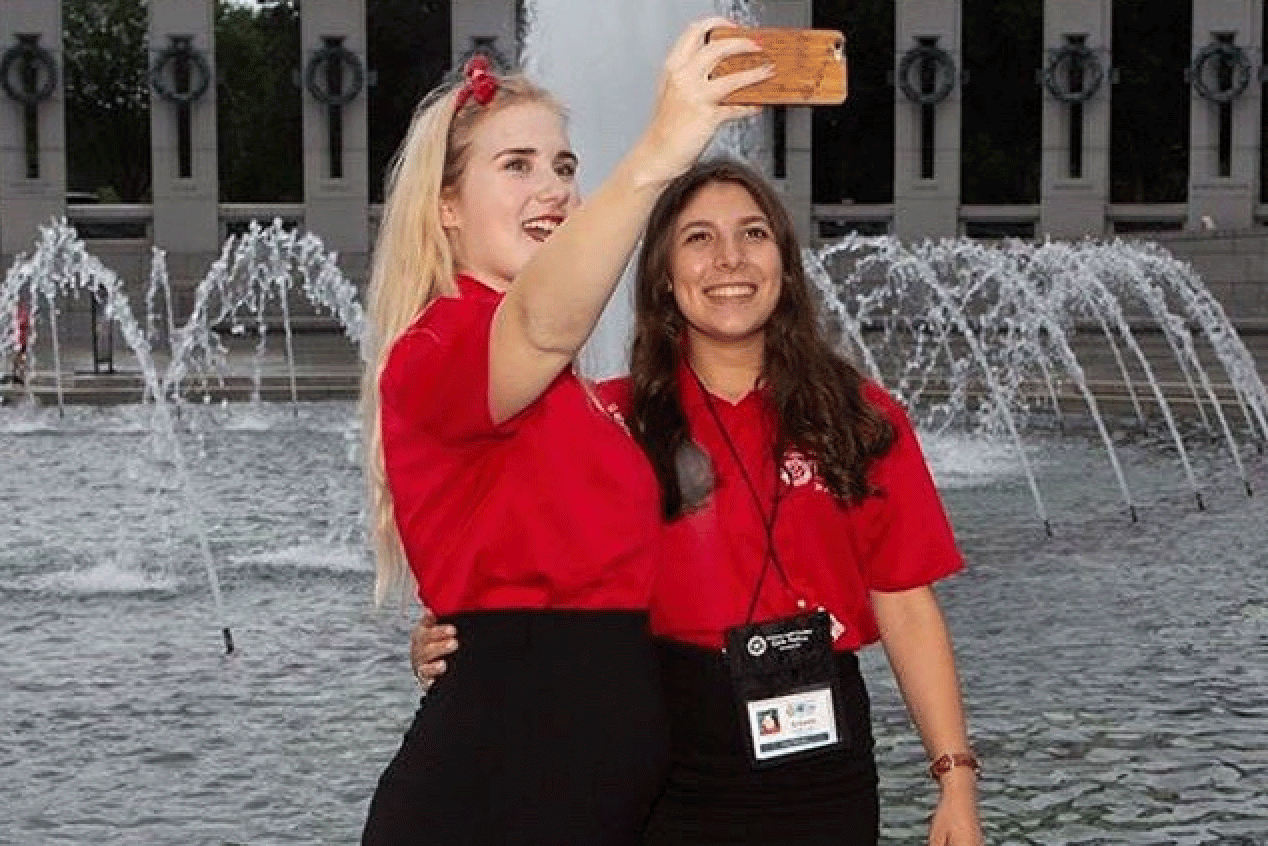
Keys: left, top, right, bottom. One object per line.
{"left": 677, "top": 214, "right": 771, "bottom": 232}
{"left": 495, "top": 147, "right": 579, "bottom": 165}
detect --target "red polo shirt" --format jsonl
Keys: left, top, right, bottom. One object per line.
{"left": 600, "top": 370, "right": 962, "bottom": 652}
{"left": 379, "top": 275, "right": 662, "bottom": 614}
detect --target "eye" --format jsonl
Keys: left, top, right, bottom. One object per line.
{"left": 744, "top": 225, "right": 772, "bottom": 240}
{"left": 683, "top": 230, "right": 710, "bottom": 244}
{"left": 503, "top": 156, "right": 531, "bottom": 174}
{"left": 555, "top": 159, "right": 577, "bottom": 180}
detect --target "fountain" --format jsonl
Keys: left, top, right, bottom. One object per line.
{"left": 808, "top": 235, "right": 1267, "bottom": 532}
{"left": 1, "top": 219, "right": 363, "bottom": 655}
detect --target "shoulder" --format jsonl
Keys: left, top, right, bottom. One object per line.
{"left": 861, "top": 380, "right": 912, "bottom": 430}
{"left": 381, "top": 291, "right": 497, "bottom": 395}
{"left": 391, "top": 291, "right": 490, "bottom": 355}
{"left": 416, "top": 287, "right": 494, "bottom": 334}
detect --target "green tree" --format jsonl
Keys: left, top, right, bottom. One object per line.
{"left": 215, "top": 0, "right": 303, "bottom": 202}
{"left": 61, "top": 0, "right": 452, "bottom": 205}
{"left": 215, "top": 0, "right": 451, "bottom": 203}
{"left": 63, "top": 0, "right": 151, "bottom": 202}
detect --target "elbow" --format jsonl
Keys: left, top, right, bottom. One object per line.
{"left": 511, "top": 297, "right": 589, "bottom": 358}
{"left": 870, "top": 585, "right": 941, "bottom": 633}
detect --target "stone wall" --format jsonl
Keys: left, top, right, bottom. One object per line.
{"left": 1152, "top": 229, "right": 1268, "bottom": 329}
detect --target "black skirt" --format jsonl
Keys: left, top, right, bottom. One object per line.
{"left": 643, "top": 637, "right": 879, "bottom": 846}
{"left": 362, "top": 610, "right": 670, "bottom": 846}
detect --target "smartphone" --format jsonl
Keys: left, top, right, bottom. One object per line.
{"left": 706, "top": 27, "right": 847, "bottom": 106}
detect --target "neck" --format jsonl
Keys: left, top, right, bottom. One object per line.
{"left": 687, "top": 333, "right": 764, "bottom": 403}
{"left": 455, "top": 265, "right": 510, "bottom": 293}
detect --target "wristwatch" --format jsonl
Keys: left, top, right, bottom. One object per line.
{"left": 928, "top": 752, "right": 981, "bottom": 781}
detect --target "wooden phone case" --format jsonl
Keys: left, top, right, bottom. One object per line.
{"left": 707, "top": 27, "right": 847, "bottom": 106}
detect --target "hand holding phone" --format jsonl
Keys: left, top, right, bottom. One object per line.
{"left": 707, "top": 27, "right": 848, "bottom": 106}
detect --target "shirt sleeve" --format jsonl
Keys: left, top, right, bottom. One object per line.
{"left": 380, "top": 295, "right": 524, "bottom": 443}
{"left": 855, "top": 387, "right": 964, "bottom": 591}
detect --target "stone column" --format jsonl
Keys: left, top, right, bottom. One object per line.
{"left": 893, "top": 0, "right": 962, "bottom": 240}
{"left": 451, "top": 0, "right": 518, "bottom": 67}
{"left": 0, "top": 1, "right": 65, "bottom": 264}
{"left": 1039, "top": 0, "right": 1113, "bottom": 238}
{"left": 148, "top": 0, "right": 220, "bottom": 284}
{"left": 301, "top": 0, "right": 370, "bottom": 277}
{"left": 1187, "top": 0, "right": 1262, "bottom": 231}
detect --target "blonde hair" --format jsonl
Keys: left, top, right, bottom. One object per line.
{"left": 360, "top": 65, "right": 563, "bottom": 605}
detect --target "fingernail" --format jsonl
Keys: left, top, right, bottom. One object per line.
{"left": 442, "top": 625, "right": 456, "bottom": 636}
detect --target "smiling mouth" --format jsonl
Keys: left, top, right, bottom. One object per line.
{"left": 703, "top": 283, "right": 759, "bottom": 301}
{"left": 523, "top": 217, "right": 562, "bottom": 242}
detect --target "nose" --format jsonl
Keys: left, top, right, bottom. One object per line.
{"left": 713, "top": 233, "right": 744, "bottom": 269}
{"left": 536, "top": 170, "right": 574, "bottom": 208}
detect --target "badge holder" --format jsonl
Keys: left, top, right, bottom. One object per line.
{"left": 726, "top": 610, "right": 848, "bottom": 767}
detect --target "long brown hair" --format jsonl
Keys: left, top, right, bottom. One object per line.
{"left": 628, "top": 158, "right": 894, "bottom": 519}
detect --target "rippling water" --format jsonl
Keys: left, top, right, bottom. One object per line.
{"left": 1, "top": 402, "right": 1265, "bottom": 844}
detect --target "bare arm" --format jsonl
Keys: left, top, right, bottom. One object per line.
{"left": 487, "top": 18, "right": 771, "bottom": 423}
{"left": 870, "top": 585, "right": 983, "bottom": 846}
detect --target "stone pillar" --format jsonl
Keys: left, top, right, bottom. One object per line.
{"left": 893, "top": 0, "right": 962, "bottom": 240}
{"left": 0, "top": 1, "right": 65, "bottom": 264}
{"left": 148, "top": 1, "right": 219, "bottom": 285}
{"left": 1039, "top": 0, "right": 1112, "bottom": 238}
{"left": 1187, "top": 0, "right": 1262, "bottom": 231}
{"left": 451, "top": 0, "right": 518, "bottom": 67}
{"left": 301, "top": 0, "right": 370, "bottom": 276}
{"left": 762, "top": 0, "right": 815, "bottom": 245}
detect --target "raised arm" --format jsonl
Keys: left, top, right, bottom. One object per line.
{"left": 488, "top": 18, "right": 771, "bottom": 423}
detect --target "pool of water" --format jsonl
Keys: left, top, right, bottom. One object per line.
{"left": 1, "top": 401, "right": 1264, "bottom": 845}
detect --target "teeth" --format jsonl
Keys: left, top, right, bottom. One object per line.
{"left": 524, "top": 218, "right": 559, "bottom": 236}
{"left": 706, "top": 285, "right": 756, "bottom": 298}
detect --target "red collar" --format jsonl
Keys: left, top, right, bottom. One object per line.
{"left": 678, "top": 359, "right": 768, "bottom": 414}
{"left": 454, "top": 273, "right": 505, "bottom": 304}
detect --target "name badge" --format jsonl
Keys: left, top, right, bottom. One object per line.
{"left": 744, "top": 687, "right": 839, "bottom": 762}
{"left": 725, "top": 610, "right": 848, "bottom": 767}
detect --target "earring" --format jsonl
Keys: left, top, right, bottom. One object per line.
{"left": 667, "top": 281, "right": 674, "bottom": 294}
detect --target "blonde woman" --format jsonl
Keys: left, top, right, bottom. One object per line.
{"left": 358, "top": 20, "right": 769, "bottom": 845}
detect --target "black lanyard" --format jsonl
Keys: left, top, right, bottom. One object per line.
{"left": 690, "top": 368, "right": 795, "bottom": 626}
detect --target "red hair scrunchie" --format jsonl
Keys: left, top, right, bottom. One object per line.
{"left": 454, "top": 55, "right": 498, "bottom": 111}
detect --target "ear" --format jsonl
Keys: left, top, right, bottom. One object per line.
{"left": 439, "top": 198, "right": 459, "bottom": 230}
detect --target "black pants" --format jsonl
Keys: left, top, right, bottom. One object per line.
{"left": 362, "top": 610, "right": 670, "bottom": 846}
{"left": 643, "top": 638, "right": 879, "bottom": 846}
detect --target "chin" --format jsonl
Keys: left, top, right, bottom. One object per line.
{"left": 706, "top": 327, "right": 765, "bottom": 345}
